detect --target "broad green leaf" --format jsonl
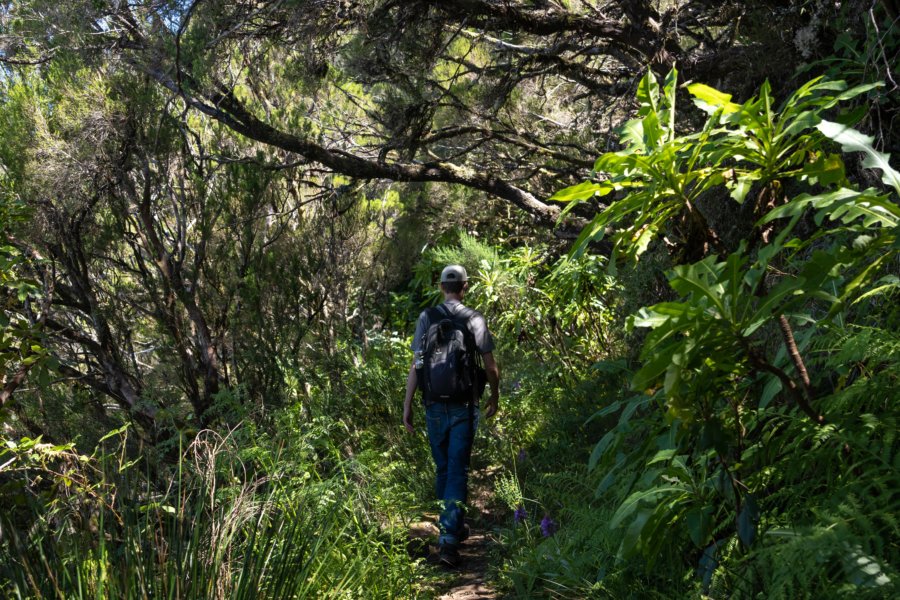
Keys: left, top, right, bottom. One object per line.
{"left": 549, "top": 180, "right": 613, "bottom": 203}
{"left": 821, "top": 81, "right": 883, "bottom": 109}
{"left": 619, "top": 396, "right": 649, "bottom": 427}
{"left": 737, "top": 494, "right": 760, "bottom": 547}
{"left": 839, "top": 251, "right": 894, "bottom": 305}
{"left": 618, "top": 120, "right": 646, "bottom": 152}
{"left": 595, "top": 470, "right": 617, "bottom": 497}
{"left": 662, "top": 67, "right": 678, "bottom": 137}
{"left": 760, "top": 80, "right": 774, "bottom": 130}
{"left": 643, "top": 111, "right": 662, "bottom": 148}
{"left": 852, "top": 275, "right": 900, "bottom": 304}
{"left": 636, "top": 69, "right": 660, "bottom": 115}
{"left": 610, "top": 485, "right": 687, "bottom": 530}
{"left": 620, "top": 508, "right": 653, "bottom": 558}
{"left": 647, "top": 449, "right": 677, "bottom": 465}
{"left": 821, "top": 193, "right": 900, "bottom": 228}
{"left": 628, "top": 301, "right": 694, "bottom": 329}
{"left": 699, "top": 544, "right": 718, "bottom": 592}
{"left": 798, "top": 153, "right": 846, "bottom": 186}
{"left": 632, "top": 350, "right": 678, "bottom": 392}
{"left": 98, "top": 424, "right": 131, "bottom": 443}
{"left": 776, "top": 109, "right": 822, "bottom": 141}
{"left": 687, "top": 83, "right": 740, "bottom": 115}
{"left": 670, "top": 258, "right": 727, "bottom": 316}
{"left": 760, "top": 188, "right": 899, "bottom": 229}
{"left": 727, "top": 173, "right": 756, "bottom": 203}
{"left": 588, "top": 431, "right": 619, "bottom": 471}
{"left": 816, "top": 120, "right": 900, "bottom": 195}
{"left": 686, "top": 505, "right": 714, "bottom": 547}
{"left": 629, "top": 224, "right": 657, "bottom": 261}
{"left": 584, "top": 400, "right": 622, "bottom": 425}
{"left": 570, "top": 213, "right": 608, "bottom": 258}
{"left": 745, "top": 273, "right": 810, "bottom": 332}
{"left": 759, "top": 375, "right": 782, "bottom": 409}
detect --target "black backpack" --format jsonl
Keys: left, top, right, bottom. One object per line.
{"left": 417, "top": 304, "right": 487, "bottom": 403}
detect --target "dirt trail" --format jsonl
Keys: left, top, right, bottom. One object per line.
{"left": 435, "top": 525, "right": 495, "bottom": 600}
{"left": 409, "top": 470, "right": 500, "bottom": 599}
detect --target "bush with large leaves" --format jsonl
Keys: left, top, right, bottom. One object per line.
{"left": 559, "top": 69, "right": 900, "bottom": 596}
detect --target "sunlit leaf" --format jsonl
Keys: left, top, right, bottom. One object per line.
{"left": 817, "top": 120, "right": 900, "bottom": 195}
{"left": 549, "top": 180, "right": 613, "bottom": 203}
{"left": 687, "top": 83, "right": 740, "bottom": 115}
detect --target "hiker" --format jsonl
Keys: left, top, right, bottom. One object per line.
{"left": 403, "top": 264, "right": 500, "bottom": 567}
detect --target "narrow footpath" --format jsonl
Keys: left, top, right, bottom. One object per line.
{"left": 409, "top": 470, "right": 500, "bottom": 599}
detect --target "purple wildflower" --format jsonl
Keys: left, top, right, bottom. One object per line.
{"left": 514, "top": 505, "right": 527, "bottom": 524}
{"left": 540, "top": 514, "right": 558, "bottom": 538}
{"left": 517, "top": 448, "right": 527, "bottom": 463}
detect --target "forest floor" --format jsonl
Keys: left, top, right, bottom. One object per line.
{"left": 410, "top": 468, "right": 501, "bottom": 599}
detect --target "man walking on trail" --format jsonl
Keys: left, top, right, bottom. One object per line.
{"left": 403, "top": 264, "right": 500, "bottom": 568}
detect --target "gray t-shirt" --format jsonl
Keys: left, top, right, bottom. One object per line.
{"left": 411, "top": 300, "right": 495, "bottom": 355}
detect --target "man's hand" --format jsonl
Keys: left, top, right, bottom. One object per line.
{"left": 483, "top": 391, "right": 499, "bottom": 419}
{"left": 482, "top": 352, "right": 500, "bottom": 419}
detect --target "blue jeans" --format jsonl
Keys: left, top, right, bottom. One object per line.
{"left": 425, "top": 401, "right": 479, "bottom": 549}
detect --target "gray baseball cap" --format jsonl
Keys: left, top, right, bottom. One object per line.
{"left": 440, "top": 264, "right": 468, "bottom": 283}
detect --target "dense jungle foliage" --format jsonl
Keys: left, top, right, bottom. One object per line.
{"left": 1, "top": 1, "right": 898, "bottom": 598}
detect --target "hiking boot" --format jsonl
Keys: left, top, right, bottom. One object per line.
{"left": 438, "top": 545, "right": 461, "bottom": 568}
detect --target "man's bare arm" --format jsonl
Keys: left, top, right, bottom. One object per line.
{"left": 403, "top": 363, "right": 417, "bottom": 433}
{"left": 483, "top": 352, "right": 500, "bottom": 419}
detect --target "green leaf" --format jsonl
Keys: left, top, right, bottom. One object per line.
{"left": 816, "top": 120, "right": 900, "bottom": 195}
{"left": 619, "top": 508, "right": 653, "bottom": 558}
{"left": 617, "top": 120, "right": 646, "bottom": 152}
{"left": 647, "top": 449, "right": 677, "bottom": 465}
{"left": 780, "top": 105, "right": 824, "bottom": 133}
{"left": 98, "top": 424, "right": 131, "bottom": 443}
{"left": 636, "top": 69, "right": 660, "bottom": 114}
{"left": 662, "top": 67, "right": 678, "bottom": 136}
{"left": 610, "top": 485, "right": 687, "bottom": 530}
{"left": 686, "top": 505, "right": 714, "bottom": 547}
{"left": 670, "top": 257, "right": 727, "bottom": 316}
{"left": 595, "top": 454, "right": 627, "bottom": 497}
{"left": 698, "top": 544, "right": 718, "bottom": 592}
{"left": 760, "top": 188, "right": 899, "bottom": 230}
{"left": 737, "top": 494, "right": 760, "bottom": 547}
{"left": 570, "top": 213, "right": 608, "bottom": 258}
{"left": 852, "top": 275, "right": 900, "bottom": 304}
{"left": 759, "top": 375, "right": 782, "bottom": 409}
{"left": 629, "top": 302, "right": 690, "bottom": 329}
{"left": 549, "top": 180, "right": 613, "bottom": 203}
{"left": 727, "top": 173, "right": 756, "bottom": 203}
{"left": 584, "top": 400, "right": 622, "bottom": 425}
{"left": 687, "top": 83, "right": 740, "bottom": 115}
{"left": 798, "top": 153, "right": 846, "bottom": 186}
{"left": 632, "top": 351, "right": 676, "bottom": 392}
{"left": 588, "top": 431, "right": 619, "bottom": 471}
{"left": 839, "top": 251, "right": 894, "bottom": 306}
{"left": 595, "top": 470, "right": 617, "bottom": 497}
{"left": 820, "top": 193, "right": 900, "bottom": 229}
{"left": 619, "top": 396, "right": 649, "bottom": 427}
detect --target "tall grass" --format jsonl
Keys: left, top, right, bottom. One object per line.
{"left": 0, "top": 423, "right": 416, "bottom": 599}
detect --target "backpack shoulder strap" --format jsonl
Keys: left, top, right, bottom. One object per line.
{"left": 452, "top": 306, "right": 482, "bottom": 361}
{"left": 423, "top": 305, "right": 445, "bottom": 325}
{"left": 420, "top": 306, "right": 445, "bottom": 354}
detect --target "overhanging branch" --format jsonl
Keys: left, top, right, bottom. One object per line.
{"left": 144, "top": 63, "right": 575, "bottom": 229}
